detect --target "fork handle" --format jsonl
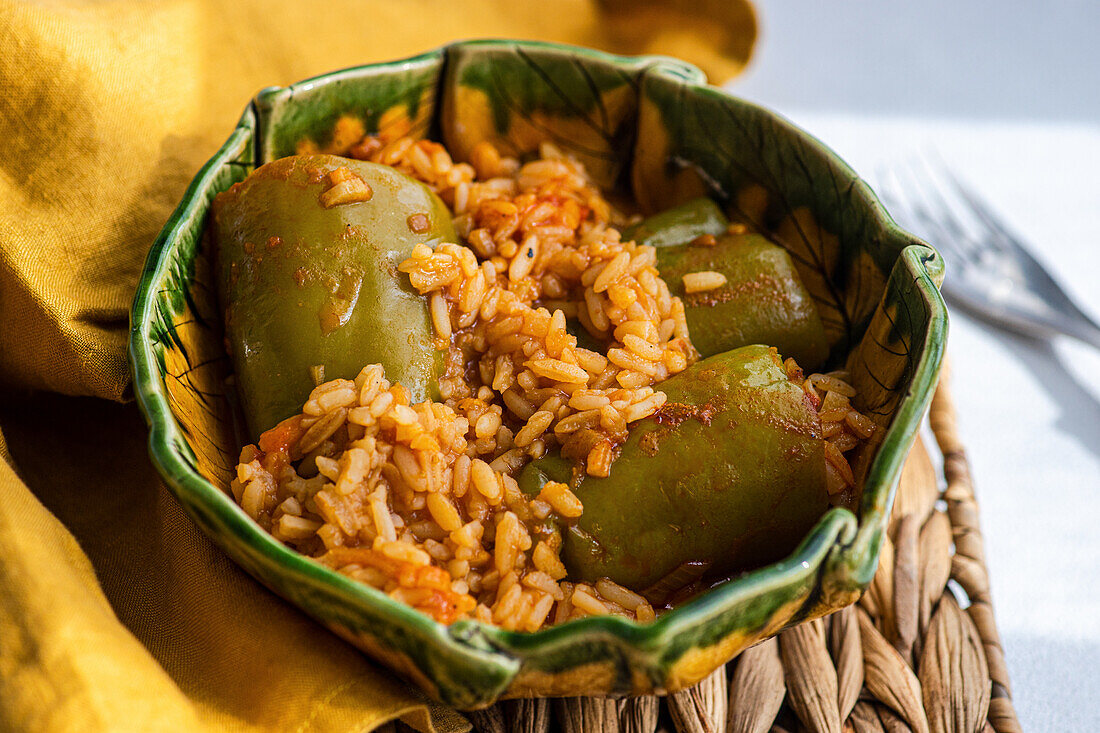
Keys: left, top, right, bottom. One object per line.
{"left": 1058, "top": 311, "right": 1100, "bottom": 351}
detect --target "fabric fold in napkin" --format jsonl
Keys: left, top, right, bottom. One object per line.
{"left": 0, "top": 2, "right": 755, "bottom": 731}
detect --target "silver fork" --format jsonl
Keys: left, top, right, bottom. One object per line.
{"left": 878, "top": 158, "right": 1100, "bottom": 349}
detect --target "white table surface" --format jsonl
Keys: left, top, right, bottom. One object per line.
{"left": 726, "top": 3, "right": 1100, "bottom": 729}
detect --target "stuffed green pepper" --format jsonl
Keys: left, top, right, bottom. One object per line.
{"left": 621, "top": 196, "right": 729, "bottom": 249}
{"left": 213, "top": 155, "right": 452, "bottom": 438}
{"left": 622, "top": 197, "right": 828, "bottom": 370}
{"left": 520, "top": 344, "right": 830, "bottom": 592}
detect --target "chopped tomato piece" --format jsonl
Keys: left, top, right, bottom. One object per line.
{"left": 258, "top": 415, "right": 305, "bottom": 455}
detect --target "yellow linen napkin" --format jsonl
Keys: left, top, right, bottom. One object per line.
{"left": 0, "top": 2, "right": 755, "bottom": 731}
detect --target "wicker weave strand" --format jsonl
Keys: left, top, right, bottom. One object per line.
{"left": 383, "top": 363, "right": 1021, "bottom": 733}
{"left": 929, "top": 370, "right": 1022, "bottom": 733}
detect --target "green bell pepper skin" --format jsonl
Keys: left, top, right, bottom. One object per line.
{"left": 519, "top": 345, "right": 828, "bottom": 592}
{"left": 621, "top": 197, "right": 729, "bottom": 248}
{"left": 657, "top": 233, "right": 829, "bottom": 371}
{"left": 213, "top": 155, "right": 453, "bottom": 438}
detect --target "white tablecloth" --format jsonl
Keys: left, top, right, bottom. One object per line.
{"left": 791, "top": 114, "right": 1100, "bottom": 731}
{"left": 724, "top": 4, "right": 1100, "bottom": 728}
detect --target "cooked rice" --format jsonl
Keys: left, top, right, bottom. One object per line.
{"left": 229, "top": 131, "right": 875, "bottom": 630}
{"left": 682, "top": 271, "right": 728, "bottom": 293}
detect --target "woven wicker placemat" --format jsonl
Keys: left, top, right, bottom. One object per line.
{"left": 387, "top": 364, "right": 1021, "bottom": 733}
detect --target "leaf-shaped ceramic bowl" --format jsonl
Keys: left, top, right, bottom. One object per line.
{"left": 130, "top": 39, "right": 947, "bottom": 709}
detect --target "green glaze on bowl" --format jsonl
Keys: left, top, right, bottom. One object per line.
{"left": 130, "top": 39, "right": 947, "bottom": 709}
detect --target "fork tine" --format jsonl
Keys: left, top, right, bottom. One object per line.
{"left": 873, "top": 165, "right": 908, "bottom": 217}
{"left": 883, "top": 153, "right": 1100, "bottom": 347}
{"left": 874, "top": 165, "right": 908, "bottom": 214}
{"left": 889, "top": 160, "right": 980, "bottom": 263}
{"left": 909, "top": 157, "right": 983, "bottom": 256}
{"left": 931, "top": 156, "right": 1031, "bottom": 255}
{"left": 876, "top": 166, "right": 947, "bottom": 254}
{"left": 925, "top": 153, "right": 1061, "bottom": 280}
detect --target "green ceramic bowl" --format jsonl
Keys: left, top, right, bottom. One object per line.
{"left": 129, "top": 39, "right": 947, "bottom": 709}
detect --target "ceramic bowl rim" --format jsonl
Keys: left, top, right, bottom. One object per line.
{"left": 128, "top": 37, "right": 947, "bottom": 697}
